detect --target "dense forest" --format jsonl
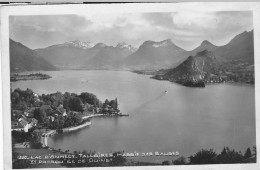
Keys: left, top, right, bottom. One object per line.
{"left": 11, "top": 88, "right": 118, "bottom": 130}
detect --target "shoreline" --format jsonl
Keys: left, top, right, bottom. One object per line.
{"left": 10, "top": 73, "right": 51, "bottom": 82}
{"left": 62, "top": 121, "right": 91, "bottom": 133}
{"left": 11, "top": 70, "right": 255, "bottom": 88}
{"left": 41, "top": 121, "right": 92, "bottom": 147}
{"left": 151, "top": 76, "right": 255, "bottom": 88}
{"left": 41, "top": 113, "right": 129, "bottom": 148}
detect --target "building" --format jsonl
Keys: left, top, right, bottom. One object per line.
{"left": 28, "top": 118, "right": 38, "bottom": 128}
{"left": 24, "top": 107, "right": 37, "bottom": 117}
{"left": 33, "top": 92, "right": 40, "bottom": 102}
{"left": 24, "top": 112, "right": 30, "bottom": 117}
{"left": 48, "top": 116, "right": 55, "bottom": 122}
{"left": 11, "top": 121, "right": 29, "bottom": 132}
{"left": 57, "top": 104, "right": 67, "bottom": 116}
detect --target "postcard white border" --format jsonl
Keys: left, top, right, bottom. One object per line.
{"left": 1, "top": 2, "right": 260, "bottom": 170}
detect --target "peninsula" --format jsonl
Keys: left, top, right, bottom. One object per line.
{"left": 10, "top": 73, "right": 52, "bottom": 82}
{"left": 151, "top": 50, "right": 254, "bottom": 87}
{"left": 11, "top": 88, "right": 127, "bottom": 150}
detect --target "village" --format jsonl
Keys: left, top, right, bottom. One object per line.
{"left": 11, "top": 88, "right": 128, "bottom": 149}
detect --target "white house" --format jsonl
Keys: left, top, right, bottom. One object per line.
{"left": 48, "top": 116, "right": 55, "bottom": 122}
{"left": 11, "top": 121, "right": 29, "bottom": 132}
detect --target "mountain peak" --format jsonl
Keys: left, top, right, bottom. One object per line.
{"left": 116, "top": 42, "right": 137, "bottom": 52}
{"left": 116, "top": 42, "right": 127, "bottom": 47}
{"left": 94, "top": 43, "right": 107, "bottom": 48}
{"left": 200, "top": 40, "right": 214, "bottom": 46}
{"left": 10, "top": 39, "right": 57, "bottom": 72}
{"left": 155, "top": 39, "right": 173, "bottom": 47}
{"left": 163, "top": 38, "right": 172, "bottom": 42}
{"left": 116, "top": 42, "right": 130, "bottom": 48}
{"left": 191, "top": 40, "right": 217, "bottom": 54}
{"left": 141, "top": 39, "right": 175, "bottom": 48}
{"left": 64, "top": 40, "right": 93, "bottom": 49}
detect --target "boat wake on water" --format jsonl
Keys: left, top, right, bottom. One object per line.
{"left": 128, "top": 91, "right": 167, "bottom": 115}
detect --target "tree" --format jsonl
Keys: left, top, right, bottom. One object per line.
{"left": 109, "top": 152, "right": 127, "bottom": 166}
{"left": 104, "top": 99, "right": 109, "bottom": 105}
{"left": 63, "top": 100, "right": 70, "bottom": 111}
{"left": 52, "top": 119, "right": 60, "bottom": 129}
{"left": 34, "top": 108, "right": 47, "bottom": 123}
{"left": 215, "top": 147, "right": 244, "bottom": 164}
{"left": 109, "top": 100, "right": 117, "bottom": 110}
{"left": 162, "top": 160, "right": 170, "bottom": 165}
{"left": 172, "top": 156, "right": 187, "bottom": 165}
{"left": 244, "top": 148, "right": 252, "bottom": 159}
{"left": 31, "top": 142, "right": 42, "bottom": 149}
{"left": 69, "top": 97, "right": 84, "bottom": 112}
{"left": 79, "top": 92, "right": 100, "bottom": 106}
{"left": 11, "top": 92, "right": 20, "bottom": 104}
{"left": 71, "top": 114, "right": 82, "bottom": 125}
{"left": 189, "top": 149, "right": 217, "bottom": 164}
{"left": 58, "top": 118, "right": 65, "bottom": 129}
{"left": 18, "top": 101, "right": 28, "bottom": 111}
{"left": 221, "top": 147, "right": 227, "bottom": 155}
{"left": 64, "top": 117, "right": 74, "bottom": 127}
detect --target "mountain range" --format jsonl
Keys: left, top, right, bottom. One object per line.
{"left": 82, "top": 42, "right": 137, "bottom": 69}
{"left": 152, "top": 50, "right": 228, "bottom": 87}
{"left": 214, "top": 30, "right": 254, "bottom": 64}
{"left": 10, "top": 39, "right": 56, "bottom": 73}
{"left": 10, "top": 30, "right": 254, "bottom": 81}
{"left": 190, "top": 40, "right": 218, "bottom": 56}
{"left": 152, "top": 30, "right": 254, "bottom": 87}
{"left": 121, "top": 39, "right": 188, "bottom": 70}
{"left": 36, "top": 41, "right": 137, "bottom": 70}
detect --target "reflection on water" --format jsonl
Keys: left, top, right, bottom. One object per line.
{"left": 12, "top": 70, "right": 256, "bottom": 161}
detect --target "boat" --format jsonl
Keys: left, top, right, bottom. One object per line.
{"left": 164, "top": 90, "right": 168, "bottom": 94}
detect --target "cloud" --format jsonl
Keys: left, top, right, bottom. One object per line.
{"left": 172, "top": 12, "right": 218, "bottom": 29}
{"left": 10, "top": 15, "right": 92, "bottom": 33}
{"left": 9, "top": 11, "right": 253, "bottom": 50}
{"left": 142, "top": 13, "right": 176, "bottom": 29}
{"left": 10, "top": 15, "right": 93, "bottom": 48}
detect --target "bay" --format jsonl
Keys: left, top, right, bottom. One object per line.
{"left": 11, "top": 70, "right": 256, "bottom": 162}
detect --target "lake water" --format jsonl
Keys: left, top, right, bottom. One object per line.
{"left": 11, "top": 70, "right": 256, "bottom": 162}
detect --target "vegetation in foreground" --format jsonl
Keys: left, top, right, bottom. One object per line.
{"left": 11, "top": 88, "right": 122, "bottom": 157}
{"left": 12, "top": 146, "right": 256, "bottom": 169}
{"left": 11, "top": 88, "right": 120, "bottom": 130}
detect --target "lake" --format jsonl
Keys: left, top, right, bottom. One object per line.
{"left": 11, "top": 70, "right": 256, "bottom": 162}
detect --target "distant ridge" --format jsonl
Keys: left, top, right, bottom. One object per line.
{"left": 190, "top": 40, "right": 218, "bottom": 56}
{"left": 121, "top": 39, "right": 188, "bottom": 70}
{"left": 83, "top": 42, "right": 136, "bottom": 69}
{"left": 30, "top": 30, "right": 254, "bottom": 71}
{"left": 64, "top": 40, "right": 94, "bottom": 49}
{"left": 36, "top": 40, "right": 136, "bottom": 70}
{"left": 152, "top": 50, "right": 227, "bottom": 87}
{"left": 152, "top": 34, "right": 255, "bottom": 87}
{"left": 214, "top": 30, "right": 254, "bottom": 64}
{"left": 10, "top": 39, "right": 57, "bottom": 73}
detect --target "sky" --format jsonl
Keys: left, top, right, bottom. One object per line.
{"left": 9, "top": 11, "right": 253, "bottom": 51}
